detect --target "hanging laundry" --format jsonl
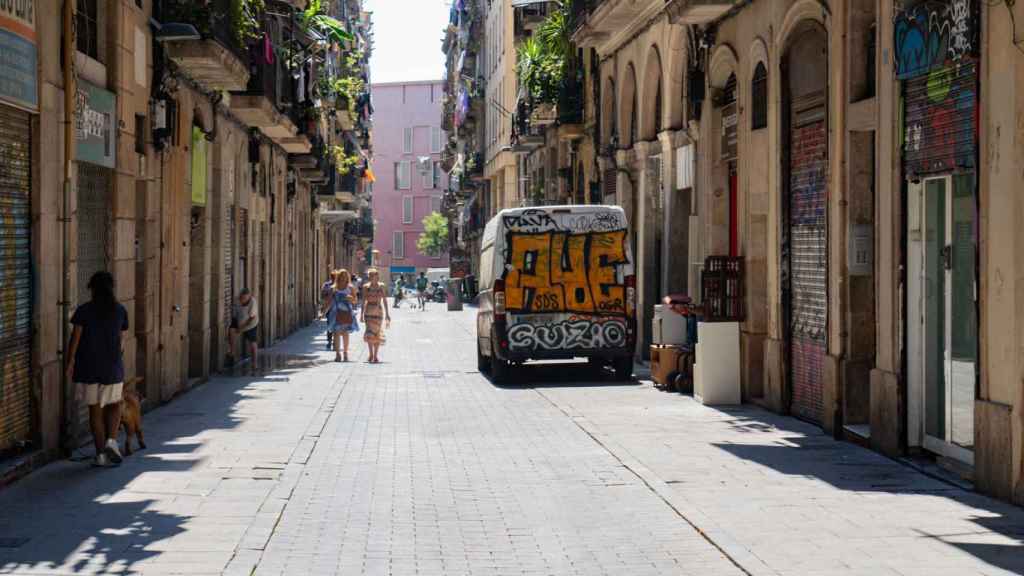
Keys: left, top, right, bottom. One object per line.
{"left": 263, "top": 33, "right": 274, "bottom": 65}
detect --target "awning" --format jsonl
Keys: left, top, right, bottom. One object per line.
{"left": 320, "top": 210, "right": 359, "bottom": 224}
{"left": 511, "top": 0, "right": 552, "bottom": 6}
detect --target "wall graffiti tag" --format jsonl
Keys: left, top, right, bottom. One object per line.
{"left": 894, "top": 0, "right": 976, "bottom": 80}
{"left": 503, "top": 229, "right": 628, "bottom": 315}
{"left": 508, "top": 318, "right": 628, "bottom": 351}
{"left": 902, "top": 60, "right": 976, "bottom": 177}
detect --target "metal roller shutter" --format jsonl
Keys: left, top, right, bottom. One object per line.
{"left": 903, "top": 59, "right": 977, "bottom": 178}
{"left": 0, "top": 105, "right": 32, "bottom": 455}
{"left": 225, "top": 203, "right": 235, "bottom": 327}
{"left": 76, "top": 162, "right": 112, "bottom": 438}
{"left": 788, "top": 91, "right": 828, "bottom": 424}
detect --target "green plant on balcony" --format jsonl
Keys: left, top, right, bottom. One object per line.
{"left": 301, "top": 0, "right": 355, "bottom": 44}
{"left": 516, "top": 0, "right": 573, "bottom": 105}
{"left": 331, "top": 145, "right": 361, "bottom": 175}
{"left": 163, "top": 0, "right": 264, "bottom": 45}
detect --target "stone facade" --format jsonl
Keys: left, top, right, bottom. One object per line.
{"left": 1, "top": 0, "right": 373, "bottom": 483}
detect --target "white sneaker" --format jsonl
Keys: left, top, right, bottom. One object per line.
{"left": 93, "top": 453, "right": 111, "bottom": 467}
{"left": 104, "top": 439, "right": 123, "bottom": 464}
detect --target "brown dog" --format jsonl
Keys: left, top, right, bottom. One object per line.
{"left": 120, "top": 377, "right": 146, "bottom": 455}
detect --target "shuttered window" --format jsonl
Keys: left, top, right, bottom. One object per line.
{"left": 431, "top": 127, "right": 443, "bottom": 153}
{"left": 403, "top": 196, "right": 413, "bottom": 223}
{"left": 396, "top": 161, "right": 411, "bottom": 189}
{"left": 403, "top": 127, "right": 413, "bottom": 154}
{"left": 393, "top": 231, "right": 404, "bottom": 258}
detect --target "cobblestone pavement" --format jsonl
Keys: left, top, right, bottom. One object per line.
{"left": 0, "top": 306, "right": 1022, "bottom": 575}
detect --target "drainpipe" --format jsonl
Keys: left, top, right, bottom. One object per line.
{"left": 61, "top": 0, "right": 76, "bottom": 453}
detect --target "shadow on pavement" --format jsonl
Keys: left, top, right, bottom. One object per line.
{"left": 485, "top": 360, "right": 642, "bottom": 389}
{"left": 0, "top": 327, "right": 326, "bottom": 575}
{"left": 709, "top": 407, "right": 1024, "bottom": 575}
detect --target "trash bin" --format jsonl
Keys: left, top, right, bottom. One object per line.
{"left": 446, "top": 278, "right": 463, "bottom": 311}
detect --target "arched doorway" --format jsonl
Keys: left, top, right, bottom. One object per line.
{"left": 782, "top": 21, "right": 829, "bottom": 424}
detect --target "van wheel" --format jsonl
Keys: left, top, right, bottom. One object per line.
{"left": 613, "top": 357, "right": 633, "bottom": 381}
{"left": 477, "top": 340, "right": 491, "bottom": 373}
{"left": 491, "top": 342, "right": 511, "bottom": 384}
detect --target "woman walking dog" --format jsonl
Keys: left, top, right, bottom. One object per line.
{"left": 65, "top": 271, "right": 129, "bottom": 467}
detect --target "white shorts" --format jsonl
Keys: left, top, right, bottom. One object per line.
{"left": 79, "top": 382, "right": 123, "bottom": 407}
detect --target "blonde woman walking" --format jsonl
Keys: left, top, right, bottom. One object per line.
{"left": 360, "top": 268, "right": 390, "bottom": 363}
{"left": 322, "top": 269, "right": 359, "bottom": 362}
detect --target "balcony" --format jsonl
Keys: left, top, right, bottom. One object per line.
{"left": 665, "top": 0, "right": 743, "bottom": 25}
{"left": 160, "top": 0, "right": 250, "bottom": 91}
{"left": 230, "top": 54, "right": 298, "bottom": 140}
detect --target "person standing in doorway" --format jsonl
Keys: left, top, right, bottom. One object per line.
{"left": 416, "top": 272, "right": 429, "bottom": 310}
{"left": 228, "top": 288, "right": 259, "bottom": 368}
{"left": 323, "top": 269, "right": 359, "bottom": 362}
{"left": 360, "top": 268, "right": 390, "bottom": 363}
{"left": 320, "top": 269, "right": 336, "bottom": 350}
{"left": 65, "top": 271, "right": 129, "bottom": 467}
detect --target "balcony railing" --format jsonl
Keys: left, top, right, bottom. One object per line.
{"left": 159, "top": 0, "right": 251, "bottom": 90}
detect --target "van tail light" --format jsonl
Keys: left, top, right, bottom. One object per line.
{"left": 625, "top": 275, "right": 636, "bottom": 347}
{"left": 493, "top": 278, "right": 506, "bottom": 322}
{"left": 625, "top": 275, "right": 636, "bottom": 317}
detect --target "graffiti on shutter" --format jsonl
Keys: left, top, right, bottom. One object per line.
{"left": 0, "top": 105, "right": 33, "bottom": 455}
{"left": 225, "top": 203, "right": 234, "bottom": 327}
{"left": 788, "top": 91, "right": 827, "bottom": 424}
{"left": 902, "top": 59, "right": 976, "bottom": 178}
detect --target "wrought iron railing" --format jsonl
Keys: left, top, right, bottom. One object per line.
{"left": 160, "top": 0, "right": 249, "bottom": 63}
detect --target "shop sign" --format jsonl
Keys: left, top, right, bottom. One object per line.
{"left": 191, "top": 126, "right": 208, "bottom": 205}
{"left": 75, "top": 81, "right": 116, "bottom": 168}
{"left": 0, "top": 0, "right": 37, "bottom": 110}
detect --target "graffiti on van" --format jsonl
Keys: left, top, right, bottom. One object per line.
{"left": 502, "top": 209, "right": 559, "bottom": 232}
{"left": 503, "top": 228, "right": 628, "bottom": 315}
{"left": 508, "top": 317, "right": 627, "bottom": 351}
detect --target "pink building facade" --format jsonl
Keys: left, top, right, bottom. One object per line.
{"left": 370, "top": 81, "right": 449, "bottom": 283}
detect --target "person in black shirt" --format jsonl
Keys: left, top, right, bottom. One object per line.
{"left": 65, "top": 271, "right": 129, "bottom": 467}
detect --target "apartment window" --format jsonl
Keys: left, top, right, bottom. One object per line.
{"left": 393, "top": 231, "right": 404, "bottom": 259}
{"left": 751, "top": 62, "right": 768, "bottom": 130}
{"left": 431, "top": 127, "right": 443, "bottom": 153}
{"left": 432, "top": 162, "right": 442, "bottom": 189}
{"left": 422, "top": 161, "right": 434, "bottom": 189}
{"left": 431, "top": 196, "right": 442, "bottom": 215}
{"left": 396, "top": 161, "right": 411, "bottom": 189}
{"left": 402, "top": 195, "right": 414, "bottom": 223}
{"left": 77, "top": 0, "right": 99, "bottom": 59}
{"left": 403, "top": 127, "right": 413, "bottom": 154}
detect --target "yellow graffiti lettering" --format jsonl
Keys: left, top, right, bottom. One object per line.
{"left": 551, "top": 233, "right": 595, "bottom": 313}
{"left": 505, "top": 233, "right": 564, "bottom": 312}
{"left": 505, "top": 229, "right": 627, "bottom": 315}
{"left": 588, "top": 230, "right": 627, "bottom": 314}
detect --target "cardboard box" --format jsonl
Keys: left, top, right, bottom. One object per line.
{"left": 650, "top": 345, "right": 684, "bottom": 387}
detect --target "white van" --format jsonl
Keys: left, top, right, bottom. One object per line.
{"left": 476, "top": 205, "right": 636, "bottom": 382}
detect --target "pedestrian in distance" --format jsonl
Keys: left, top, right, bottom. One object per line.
{"left": 360, "top": 268, "right": 390, "bottom": 363}
{"left": 65, "top": 271, "right": 129, "bottom": 467}
{"left": 322, "top": 268, "right": 359, "bottom": 362}
{"left": 321, "top": 269, "right": 336, "bottom": 350}
{"left": 416, "top": 271, "right": 429, "bottom": 310}
{"left": 228, "top": 288, "right": 260, "bottom": 370}
{"left": 393, "top": 276, "right": 404, "bottom": 309}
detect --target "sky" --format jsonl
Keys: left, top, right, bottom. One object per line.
{"left": 365, "top": 0, "right": 450, "bottom": 84}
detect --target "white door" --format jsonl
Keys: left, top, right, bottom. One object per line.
{"left": 907, "top": 175, "right": 976, "bottom": 464}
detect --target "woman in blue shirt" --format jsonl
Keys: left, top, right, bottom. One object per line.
{"left": 322, "top": 268, "right": 359, "bottom": 362}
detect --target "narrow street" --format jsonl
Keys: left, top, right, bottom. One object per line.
{"left": 0, "top": 307, "right": 1022, "bottom": 576}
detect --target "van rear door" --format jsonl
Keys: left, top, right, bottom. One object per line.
{"left": 497, "top": 207, "right": 635, "bottom": 358}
